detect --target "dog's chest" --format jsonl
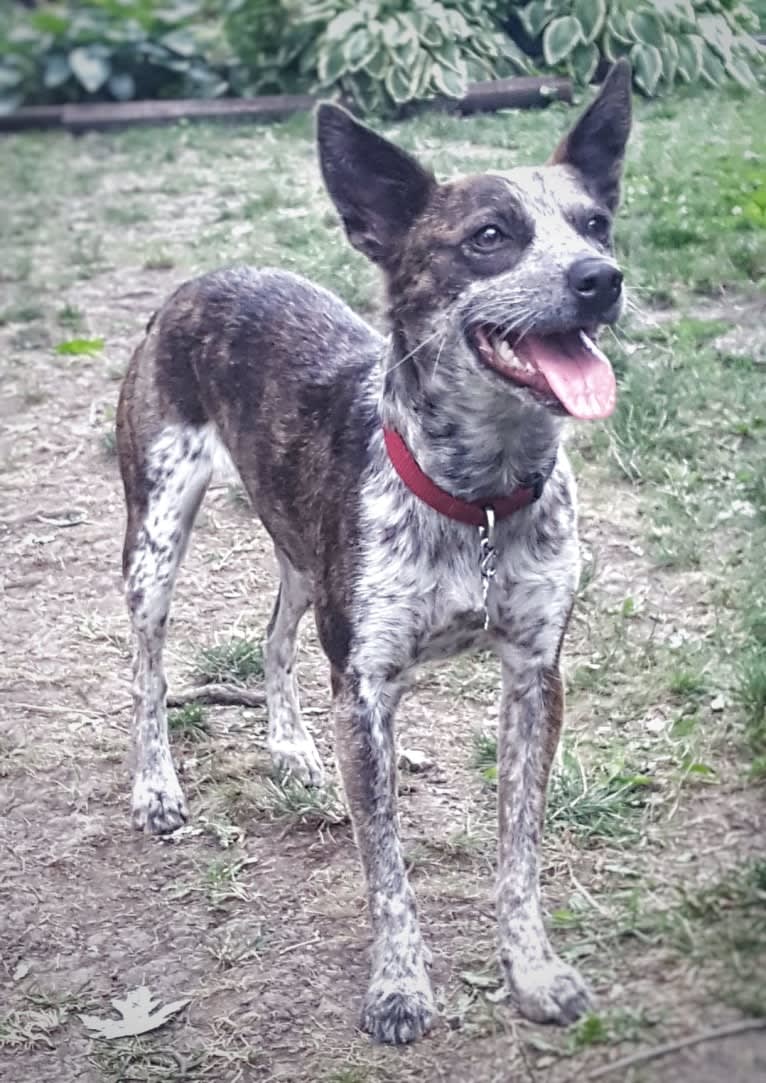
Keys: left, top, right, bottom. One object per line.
{"left": 353, "top": 475, "right": 579, "bottom": 677}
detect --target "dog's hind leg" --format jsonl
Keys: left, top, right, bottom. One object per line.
{"left": 121, "top": 424, "right": 214, "bottom": 834}
{"left": 264, "top": 551, "right": 324, "bottom": 786}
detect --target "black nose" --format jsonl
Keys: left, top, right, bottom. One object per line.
{"left": 568, "top": 257, "right": 623, "bottom": 315}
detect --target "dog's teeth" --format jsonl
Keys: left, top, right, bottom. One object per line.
{"left": 496, "top": 337, "right": 514, "bottom": 361}
{"left": 579, "top": 330, "right": 610, "bottom": 366}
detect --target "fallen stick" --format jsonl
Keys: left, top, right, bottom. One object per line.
{"left": 586, "top": 1018, "right": 766, "bottom": 1081}
{"left": 166, "top": 683, "right": 266, "bottom": 709}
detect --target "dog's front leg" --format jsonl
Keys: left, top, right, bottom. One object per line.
{"left": 496, "top": 664, "right": 591, "bottom": 1023}
{"left": 332, "top": 669, "right": 434, "bottom": 1044}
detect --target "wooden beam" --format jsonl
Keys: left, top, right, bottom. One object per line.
{"left": 458, "top": 76, "right": 572, "bottom": 113}
{"left": 0, "top": 78, "right": 575, "bottom": 136}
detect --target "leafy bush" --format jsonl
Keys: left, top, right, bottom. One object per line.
{"left": 225, "top": 0, "right": 532, "bottom": 114}
{"left": 0, "top": 0, "right": 233, "bottom": 112}
{"left": 513, "top": 0, "right": 764, "bottom": 95}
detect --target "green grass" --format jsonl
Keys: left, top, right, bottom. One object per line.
{"left": 168, "top": 703, "right": 211, "bottom": 741}
{"left": 193, "top": 637, "right": 264, "bottom": 685}
{"left": 473, "top": 733, "right": 654, "bottom": 843}
{"left": 740, "top": 585, "right": 766, "bottom": 779}
{"left": 0, "top": 303, "right": 44, "bottom": 325}
{"left": 257, "top": 778, "right": 348, "bottom": 828}
{"left": 546, "top": 751, "right": 654, "bottom": 843}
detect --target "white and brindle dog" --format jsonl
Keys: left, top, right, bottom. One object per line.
{"left": 117, "top": 61, "right": 632, "bottom": 1044}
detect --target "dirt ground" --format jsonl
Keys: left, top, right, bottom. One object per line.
{"left": 1, "top": 122, "right": 765, "bottom": 1083}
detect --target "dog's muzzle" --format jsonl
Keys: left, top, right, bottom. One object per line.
{"left": 568, "top": 257, "right": 623, "bottom": 322}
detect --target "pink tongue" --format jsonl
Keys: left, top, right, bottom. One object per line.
{"left": 514, "top": 331, "right": 617, "bottom": 420}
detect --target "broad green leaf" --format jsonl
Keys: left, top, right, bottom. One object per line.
{"left": 317, "top": 40, "right": 347, "bottom": 84}
{"left": 69, "top": 47, "right": 110, "bottom": 94}
{"left": 569, "top": 41, "right": 599, "bottom": 84}
{"left": 108, "top": 73, "right": 136, "bottom": 101}
{"left": 30, "top": 10, "right": 69, "bottom": 35}
{"left": 411, "top": 12, "right": 442, "bottom": 47}
{"left": 437, "top": 40, "right": 465, "bottom": 75}
{"left": 44, "top": 54, "right": 70, "bottom": 89}
{"left": 698, "top": 13, "right": 733, "bottom": 62}
{"left": 384, "top": 61, "right": 414, "bottom": 104}
{"left": 657, "top": 0, "right": 695, "bottom": 34}
{"left": 392, "top": 26, "right": 421, "bottom": 70}
{"left": 55, "top": 338, "right": 105, "bottom": 356}
{"left": 518, "top": 0, "right": 550, "bottom": 39}
{"left": 343, "top": 28, "right": 379, "bottom": 73}
{"left": 699, "top": 43, "right": 726, "bottom": 86}
{"left": 410, "top": 46, "right": 431, "bottom": 98}
{"left": 631, "top": 41, "right": 663, "bottom": 95}
{"left": 602, "top": 29, "right": 630, "bottom": 63}
{"left": 607, "top": 10, "right": 633, "bottom": 45}
{"left": 325, "top": 9, "right": 364, "bottom": 43}
{"left": 0, "top": 67, "right": 22, "bottom": 90}
{"left": 0, "top": 93, "right": 22, "bottom": 116}
{"left": 662, "top": 34, "right": 679, "bottom": 85}
{"left": 444, "top": 9, "right": 471, "bottom": 40}
{"left": 381, "top": 15, "right": 413, "bottom": 49}
{"left": 726, "top": 54, "right": 757, "bottom": 89}
{"left": 160, "top": 30, "right": 197, "bottom": 57}
{"left": 498, "top": 36, "right": 533, "bottom": 72}
{"left": 675, "top": 34, "right": 703, "bottom": 82}
{"left": 543, "top": 16, "right": 583, "bottom": 66}
{"left": 429, "top": 60, "right": 466, "bottom": 99}
{"left": 365, "top": 46, "right": 388, "bottom": 79}
{"left": 627, "top": 10, "right": 665, "bottom": 49}
{"left": 574, "top": 0, "right": 605, "bottom": 44}
{"left": 161, "top": 56, "right": 192, "bottom": 74}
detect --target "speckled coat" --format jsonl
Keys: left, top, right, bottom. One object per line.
{"left": 116, "top": 61, "right": 632, "bottom": 1044}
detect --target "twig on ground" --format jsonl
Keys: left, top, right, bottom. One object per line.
{"left": 166, "top": 683, "right": 266, "bottom": 709}
{"left": 586, "top": 1019, "right": 766, "bottom": 1080}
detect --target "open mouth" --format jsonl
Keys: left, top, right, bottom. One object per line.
{"left": 472, "top": 326, "right": 617, "bottom": 421}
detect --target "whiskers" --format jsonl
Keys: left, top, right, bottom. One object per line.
{"left": 385, "top": 327, "right": 444, "bottom": 374}
{"left": 462, "top": 287, "right": 543, "bottom": 348}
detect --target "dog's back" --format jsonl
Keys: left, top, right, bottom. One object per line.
{"left": 117, "top": 266, "right": 382, "bottom": 575}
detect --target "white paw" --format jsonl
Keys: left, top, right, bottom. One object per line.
{"left": 507, "top": 956, "right": 592, "bottom": 1025}
{"left": 131, "top": 771, "right": 188, "bottom": 835}
{"left": 269, "top": 736, "right": 325, "bottom": 787}
{"left": 361, "top": 970, "right": 435, "bottom": 1045}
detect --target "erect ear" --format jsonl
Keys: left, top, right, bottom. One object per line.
{"left": 550, "top": 59, "right": 632, "bottom": 212}
{"left": 316, "top": 102, "right": 436, "bottom": 266}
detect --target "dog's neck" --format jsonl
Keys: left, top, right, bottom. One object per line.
{"left": 378, "top": 327, "right": 564, "bottom": 503}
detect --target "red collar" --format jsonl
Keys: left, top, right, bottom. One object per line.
{"left": 383, "top": 428, "right": 540, "bottom": 527}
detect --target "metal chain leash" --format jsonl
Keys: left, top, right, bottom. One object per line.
{"left": 478, "top": 506, "right": 497, "bottom": 631}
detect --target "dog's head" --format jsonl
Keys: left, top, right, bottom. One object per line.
{"left": 317, "top": 61, "right": 631, "bottom": 422}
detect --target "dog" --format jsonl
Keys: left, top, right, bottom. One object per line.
{"left": 116, "top": 59, "right": 631, "bottom": 1045}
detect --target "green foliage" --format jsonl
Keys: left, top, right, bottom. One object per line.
{"left": 55, "top": 337, "right": 105, "bottom": 355}
{"left": 194, "top": 637, "right": 264, "bottom": 684}
{"left": 168, "top": 702, "right": 211, "bottom": 739}
{"left": 225, "top": 0, "right": 531, "bottom": 115}
{"left": 515, "top": 0, "right": 764, "bottom": 95}
{"left": 740, "top": 589, "right": 766, "bottom": 779}
{"left": 0, "top": 1, "right": 233, "bottom": 112}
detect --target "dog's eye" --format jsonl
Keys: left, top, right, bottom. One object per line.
{"left": 586, "top": 213, "right": 611, "bottom": 241}
{"left": 472, "top": 225, "right": 506, "bottom": 250}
